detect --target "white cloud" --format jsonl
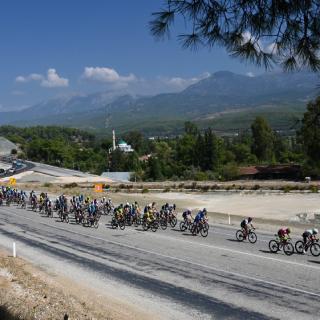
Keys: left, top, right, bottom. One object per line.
{"left": 15, "top": 69, "right": 69, "bottom": 88}
{"left": 41, "top": 68, "right": 69, "bottom": 87}
{"left": 15, "top": 75, "right": 28, "bottom": 83}
{"left": 82, "top": 67, "right": 136, "bottom": 87}
{"left": 162, "top": 72, "right": 210, "bottom": 90}
{"left": 246, "top": 72, "right": 255, "bottom": 77}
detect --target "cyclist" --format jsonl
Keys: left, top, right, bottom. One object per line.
{"left": 240, "top": 217, "right": 254, "bottom": 238}
{"left": 194, "top": 208, "right": 207, "bottom": 225}
{"left": 277, "top": 227, "right": 291, "bottom": 242}
{"left": 302, "top": 228, "right": 318, "bottom": 252}
{"left": 182, "top": 209, "right": 193, "bottom": 224}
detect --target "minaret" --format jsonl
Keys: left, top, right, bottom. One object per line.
{"left": 112, "top": 130, "right": 116, "bottom": 151}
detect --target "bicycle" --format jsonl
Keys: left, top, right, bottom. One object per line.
{"left": 111, "top": 217, "right": 125, "bottom": 230}
{"left": 295, "top": 238, "right": 320, "bottom": 256}
{"left": 142, "top": 219, "right": 159, "bottom": 232}
{"left": 190, "top": 221, "right": 208, "bottom": 237}
{"left": 236, "top": 227, "right": 257, "bottom": 243}
{"left": 269, "top": 235, "right": 294, "bottom": 255}
{"left": 179, "top": 219, "right": 193, "bottom": 232}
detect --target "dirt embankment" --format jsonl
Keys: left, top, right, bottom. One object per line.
{"left": 0, "top": 251, "right": 150, "bottom": 320}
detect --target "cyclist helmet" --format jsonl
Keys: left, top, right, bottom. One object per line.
{"left": 286, "top": 227, "right": 291, "bottom": 234}
{"left": 248, "top": 217, "right": 252, "bottom": 222}
{"left": 313, "top": 228, "right": 318, "bottom": 235}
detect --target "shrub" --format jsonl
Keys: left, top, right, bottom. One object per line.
{"left": 63, "top": 182, "right": 78, "bottom": 189}
{"left": 42, "top": 182, "right": 52, "bottom": 188}
{"left": 163, "top": 187, "right": 171, "bottom": 192}
{"left": 220, "top": 163, "right": 239, "bottom": 181}
{"left": 200, "top": 185, "right": 210, "bottom": 192}
{"left": 195, "top": 171, "right": 208, "bottom": 181}
{"left": 309, "top": 185, "right": 319, "bottom": 193}
{"left": 142, "top": 188, "right": 149, "bottom": 193}
{"left": 282, "top": 185, "right": 292, "bottom": 193}
{"left": 252, "top": 184, "right": 260, "bottom": 190}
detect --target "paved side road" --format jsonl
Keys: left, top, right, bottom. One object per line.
{"left": 0, "top": 205, "right": 319, "bottom": 320}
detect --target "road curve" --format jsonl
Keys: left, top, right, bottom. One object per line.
{"left": 0, "top": 205, "right": 319, "bottom": 320}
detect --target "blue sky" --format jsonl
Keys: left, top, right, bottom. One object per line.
{"left": 0, "top": 0, "right": 263, "bottom": 111}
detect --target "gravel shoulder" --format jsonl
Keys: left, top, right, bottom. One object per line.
{"left": 0, "top": 249, "right": 152, "bottom": 320}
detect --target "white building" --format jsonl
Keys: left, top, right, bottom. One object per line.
{"left": 117, "top": 139, "right": 134, "bottom": 153}
{"left": 109, "top": 130, "right": 134, "bottom": 153}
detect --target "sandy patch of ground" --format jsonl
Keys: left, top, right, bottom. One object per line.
{"left": 0, "top": 250, "right": 153, "bottom": 320}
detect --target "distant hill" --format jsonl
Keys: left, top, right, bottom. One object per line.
{"left": 0, "top": 71, "right": 319, "bottom": 135}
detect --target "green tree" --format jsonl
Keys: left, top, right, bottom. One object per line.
{"left": 147, "top": 157, "right": 163, "bottom": 181}
{"left": 184, "top": 121, "right": 198, "bottom": 136}
{"left": 123, "top": 131, "right": 144, "bottom": 154}
{"left": 251, "top": 117, "right": 275, "bottom": 162}
{"left": 299, "top": 97, "right": 320, "bottom": 168}
{"left": 150, "top": 1, "right": 320, "bottom": 71}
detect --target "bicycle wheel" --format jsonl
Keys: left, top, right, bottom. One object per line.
{"left": 65, "top": 216, "right": 69, "bottom": 224}
{"left": 151, "top": 222, "right": 158, "bottom": 232}
{"left": 119, "top": 221, "right": 125, "bottom": 230}
{"left": 310, "top": 243, "right": 320, "bottom": 257}
{"left": 236, "top": 230, "right": 244, "bottom": 242}
{"left": 295, "top": 240, "right": 304, "bottom": 254}
{"left": 283, "top": 242, "right": 294, "bottom": 256}
{"left": 180, "top": 221, "right": 187, "bottom": 232}
{"left": 94, "top": 220, "right": 99, "bottom": 229}
{"left": 248, "top": 231, "right": 257, "bottom": 244}
{"left": 170, "top": 216, "right": 177, "bottom": 228}
{"left": 142, "top": 222, "right": 148, "bottom": 231}
{"left": 200, "top": 226, "right": 208, "bottom": 237}
{"left": 269, "top": 240, "right": 279, "bottom": 253}
{"left": 160, "top": 219, "right": 167, "bottom": 230}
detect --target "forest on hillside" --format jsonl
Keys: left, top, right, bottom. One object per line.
{"left": 0, "top": 97, "right": 319, "bottom": 181}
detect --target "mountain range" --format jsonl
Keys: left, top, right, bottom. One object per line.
{"left": 0, "top": 71, "right": 319, "bottom": 136}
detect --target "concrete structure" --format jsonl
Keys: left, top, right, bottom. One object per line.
{"left": 101, "top": 171, "right": 132, "bottom": 182}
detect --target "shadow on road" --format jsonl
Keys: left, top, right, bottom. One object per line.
{"left": 226, "top": 239, "right": 240, "bottom": 242}
{"left": 308, "top": 260, "right": 320, "bottom": 264}
{"left": 259, "top": 250, "right": 275, "bottom": 254}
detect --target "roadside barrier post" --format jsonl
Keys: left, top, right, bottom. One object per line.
{"left": 228, "top": 214, "right": 231, "bottom": 225}
{"left": 13, "top": 242, "right": 16, "bottom": 258}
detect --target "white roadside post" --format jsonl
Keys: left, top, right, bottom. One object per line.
{"left": 228, "top": 214, "right": 231, "bottom": 225}
{"left": 13, "top": 242, "right": 16, "bottom": 258}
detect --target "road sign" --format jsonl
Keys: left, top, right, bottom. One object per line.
{"left": 94, "top": 184, "right": 103, "bottom": 193}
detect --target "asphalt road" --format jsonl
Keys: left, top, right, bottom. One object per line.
{"left": 28, "top": 161, "right": 97, "bottom": 177}
{"left": 0, "top": 204, "right": 319, "bottom": 320}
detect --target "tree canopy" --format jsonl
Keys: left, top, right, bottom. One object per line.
{"left": 150, "top": 1, "right": 320, "bottom": 71}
